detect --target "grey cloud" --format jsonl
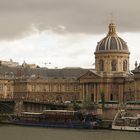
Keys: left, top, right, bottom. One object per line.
{"left": 0, "top": 0, "right": 140, "bottom": 39}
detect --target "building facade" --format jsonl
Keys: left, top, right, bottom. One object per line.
{"left": 0, "top": 22, "right": 140, "bottom": 105}
{"left": 79, "top": 22, "right": 138, "bottom": 104}
{"left": 13, "top": 76, "right": 80, "bottom": 103}
{"left": 13, "top": 68, "right": 88, "bottom": 103}
{"left": 0, "top": 77, "right": 14, "bottom": 99}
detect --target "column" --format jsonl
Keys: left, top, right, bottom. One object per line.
{"left": 82, "top": 84, "right": 85, "bottom": 100}
{"left": 95, "top": 83, "right": 98, "bottom": 103}
{"left": 86, "top": 83, "right": 88, "bottom": 98}
{"left": 118, "top": 84, "right": 123, "bottom": 103}
{"left": 93, "top": 84, "right": 96, "bottom": 103}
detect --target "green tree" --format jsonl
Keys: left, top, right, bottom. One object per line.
{"left": 82, "top": 94, "right": 95, "bottom": 110}
{"left": 72, "top": 101, "right": 81, "bottom": 111}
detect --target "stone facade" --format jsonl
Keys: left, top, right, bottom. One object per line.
{"left": 79, "top": 70, "right": 126, "bottom": 103}
{"left": 13, "top": 68, "right": 88, "bottom": 103}
{"left": 79, "top": 22, "right": 140, "bottom": 104}
{"left": 0, "top": 22, "right": 140, "bottom": 106}
{"left": 95, "top": 53, "right": 129, "bottom": 74}
{"left": 13, "top": 76, "right": 80, "bottom": 103}
{"left": 0, "top": 78, "right": 14, "bottom": 99}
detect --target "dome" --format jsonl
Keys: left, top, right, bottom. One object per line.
{"left": 95, "top": 22, "right": 129, "bottom": 54}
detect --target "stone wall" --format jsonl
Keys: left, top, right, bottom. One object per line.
{"left": 98, "top": 104, "right": 140, "bottom": 120}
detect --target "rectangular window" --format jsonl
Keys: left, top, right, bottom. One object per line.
{"left": 49, "top": 84, "right": 52, "bottom": 92}
{"left": 7, "top": 85, "right": 10, "bottom": 91}
{"left": 40, "top": 84, "right": 45, "bottom": 92}
{"left": 0, "top": 84, "right": 3, "bottom": 91}
{"left": 66, "top": 84, "right": 71, "bottom": 91}
{"left": 32, "top": 85, "right": 35, "bottom": 92}
{"left": 57, "top": 84, "right": 61, "bottom": 92}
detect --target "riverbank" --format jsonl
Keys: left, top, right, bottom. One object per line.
{"left": 0, "top": 125, "right": 140, "bottom": 140}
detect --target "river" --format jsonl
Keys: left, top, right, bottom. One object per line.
{"left": 0, "top": 125, "right": 140, "bottom": 140}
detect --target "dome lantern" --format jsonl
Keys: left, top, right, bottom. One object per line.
{"left": 108, "top": 22, "right": 117, "bottom": 36}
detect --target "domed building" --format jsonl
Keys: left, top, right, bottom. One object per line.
{"left": 79, "top": 22, "right": 134, "bottom": 104}
{"left": 95, "top": 22, "right": 130, "bottom": 74}
{"left": 1, "top": 22, "right": 140, "bottom": 117}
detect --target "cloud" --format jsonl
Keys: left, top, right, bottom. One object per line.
{"left": 0, "top": 0, "right": 140, "bottom": 39}
{"left": 0, "top": 25, "right": 139, "bottom": 70}
{"left": 0, "top": 28, "right": 102, "bottom": 68}
{"left": 0, "top": 0, "right": 139, "bottom": 70}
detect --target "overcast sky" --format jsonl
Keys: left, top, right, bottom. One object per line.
{"left": 0, "top": 0, "right": 140, "bottom": 69}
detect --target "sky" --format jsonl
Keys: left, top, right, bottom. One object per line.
{"left": 0, "top": 0, "right": 140, "bottom": 69}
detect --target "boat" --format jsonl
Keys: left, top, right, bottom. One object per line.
{"left": 10, "top": 110, "right": 102, "bottom": 129}
{"left": 112, "top": 110, "right": 140, "bottom": 131}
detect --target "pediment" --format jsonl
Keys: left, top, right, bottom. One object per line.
{"left": 79, "top": 70, "right": 101, "bottom": 80}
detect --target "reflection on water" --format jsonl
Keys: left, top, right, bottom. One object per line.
{"left": 0, "top": 125, "right": 140, "bottom": 140}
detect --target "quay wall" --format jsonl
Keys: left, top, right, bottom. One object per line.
{"left": 98, "top": 104, "right": 140, "bottom": 120}
{"left": 1, "top": 99, "right": 140, "bottom": 121}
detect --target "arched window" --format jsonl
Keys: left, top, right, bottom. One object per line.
{"left": 123, "top": 60, "right": 127, "bottom": 71}
{"left": 111, "top": 60, "right": 117, "bottom": 71}
{"left": 99, "top": 60, "right": 104, "bottom": 71}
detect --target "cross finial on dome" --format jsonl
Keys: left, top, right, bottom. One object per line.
{"left": 110, "top": 11, "right": 114, "bottom": 23}
{"left": 107, "top": 12, "right": 117, "bottom": 36}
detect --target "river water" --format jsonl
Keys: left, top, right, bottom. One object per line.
{"left": 0, "top": 125, "right": 140, "bottom": 140}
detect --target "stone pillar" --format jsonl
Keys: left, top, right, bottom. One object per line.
{"left": 82, "top": 84, "right": 85, "bottom": 100}
{"left": 86, "top": 83, "right": 88, "bottom": 98}
{"left": 14, "top": 100, "right": 23, "bottom": 115}
{"left": 134, "top": 81, "right": 136, "bottom": 101}
{"left": 4, "top": 83, "right": 7, "bottom": 98}
{"left": 95, "top": 83, "right": 98, "bottom": 103}
{"left": 106, "top": 83, "right": 109, "bottom": 101}
{"left": 93, "top": 84, "right": 96, "bottom": 103}
{"left": 118, "top": 84, "right": 123, "bottom": 103}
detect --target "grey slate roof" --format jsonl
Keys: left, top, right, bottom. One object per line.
{"left": 0, "top": 65, "right": 91, "bottom": 80}
{"left": 96, "top": 36, "right": 129, "bottom": 53}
